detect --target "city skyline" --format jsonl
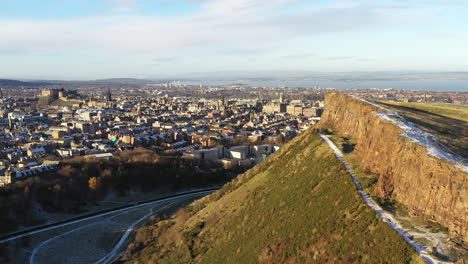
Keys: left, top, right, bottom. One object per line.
{"left": 1, "top": 0, "right": 468, "bottom": 79}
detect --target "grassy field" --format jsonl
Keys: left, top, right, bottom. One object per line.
{"left": 376, "top": 101, "right": 468, "bottom": 122}
{"left": 121, "top": 129, "right": 423, "bottom": 264}
{"left": 374, "top": 100, "right": 468, "bottom": 158}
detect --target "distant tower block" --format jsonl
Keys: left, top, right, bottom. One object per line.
{"left": 0, "top": 88, "right": 3, "bottom": 98}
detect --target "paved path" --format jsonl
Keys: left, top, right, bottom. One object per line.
{"left": 2, "top": 189, "right": 215, "bottom": 264}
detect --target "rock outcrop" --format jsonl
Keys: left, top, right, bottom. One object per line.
{"left": 320, "top": 93, "right": 467, "bottom": 242}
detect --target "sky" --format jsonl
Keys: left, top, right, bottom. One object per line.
{"left": 0, "top": 0, "right": 467, "bottom": 80}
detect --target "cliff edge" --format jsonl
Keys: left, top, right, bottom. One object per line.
{"left": 320, "top": 93, "right": 467, "bottom": 242}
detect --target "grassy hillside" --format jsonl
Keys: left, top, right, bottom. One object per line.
{"left": 36, "top": 96, "right": 54, "bottom": 108}
{"left": 36, "top": 97, "right": 82, "bottom": 108}
{"left": 120, "top": 129, "right": 422, "bottom": 264}
{"left": 375, "top": 101, "right": 468, "bottom": 122}
{"left": 374, "top": 100, "right": 468, "bottom": 158}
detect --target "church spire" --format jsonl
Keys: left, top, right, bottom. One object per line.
{"left": 106, "top": 88, "right": 112, "bottom": 103}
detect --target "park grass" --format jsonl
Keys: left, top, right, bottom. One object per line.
{"left": 122, "top": 129, "right": 422, "bottom": 264}
{"left": 374, "top": 100, "right": 468, "bottom": 158}
{"left": 375, "top": 100, "right": 468, "bottom": 122}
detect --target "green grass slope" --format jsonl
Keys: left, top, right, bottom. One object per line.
{"left": 37, "top": 97, "right": 82, "bottom": 108}
{"left": 121, "top": 129, "right": 423, "bottom": 264}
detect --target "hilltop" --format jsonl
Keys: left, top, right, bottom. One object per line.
{"left": 120, "top": 129, "right": 422, "bottom": 264}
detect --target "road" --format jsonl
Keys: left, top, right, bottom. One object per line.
{"left": 1, "top": 189, "right": 215, "bottom": 264}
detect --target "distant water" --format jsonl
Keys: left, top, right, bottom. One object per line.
{"left": 182, "top": 80, "right": 468, "bottom": 92}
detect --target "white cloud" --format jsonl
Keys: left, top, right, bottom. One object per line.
{"left": 0, "top": 0, "right": 389, "bottom": 56}
{"left": 104, "top": 0, "right": 140, "bottom": 12}
{"left": 199, "top": 0, "right": 299, "bottom": 16}
{"left": 0, "top": 0, "right": 461, "bottom": 77}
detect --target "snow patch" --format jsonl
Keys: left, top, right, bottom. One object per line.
{"left": 351, "top": 96, "right": 468, "bottom": 173}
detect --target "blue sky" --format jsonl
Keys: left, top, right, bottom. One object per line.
{"left": 0, "top": 0, "right": 467, "bottom": 80}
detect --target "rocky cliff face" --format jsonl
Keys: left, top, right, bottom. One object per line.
{"left": 320, "top": 93, "right": 467, "bottom": 242}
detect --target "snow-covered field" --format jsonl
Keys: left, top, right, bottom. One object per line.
{"left": 320, "top": 134, "right": 453, "bottom": 264}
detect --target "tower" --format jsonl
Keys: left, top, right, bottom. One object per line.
{"left": 4, "top": 166, "right": 15, "bottom": 185}
{"left": 106, "top": 88, "right": 112, "bottom": 103}
{"left": 137, "top": 105, "right": 142, "bottom": 116}
{"left": 221, "top": 96, "right": 226, "bottom": 110}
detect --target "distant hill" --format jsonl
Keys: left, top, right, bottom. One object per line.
{"left": 0, "top": 79, "right": 50, "bottom": 87}
{"left": 121, "top": 129, "right": 422, "bottom": 264}
{"left": 92, "top": 78, "right": 154, "bottom": 85}
{"left": 0, "top": 78, "right": 162, "bottom": 87}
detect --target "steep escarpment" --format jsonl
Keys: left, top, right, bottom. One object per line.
{"left": 320, "top": 93, "right": 467, "bottom": 242}
{"left": 121, "top": 129, "right": 421, "bottom": 264}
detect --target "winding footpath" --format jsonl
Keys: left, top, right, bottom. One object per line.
{"left": 319, "top": 134, "right": 450, "bottom": 264}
